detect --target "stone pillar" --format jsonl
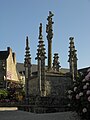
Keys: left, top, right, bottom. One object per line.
{"left": 36, "top": 23, "right": 47, "bottom": 96}
{"left": 46, "top": 11, "right": 54, "bottom": 70}
{"left": 68, "top": 37, "right": 78, "bottom": 81}
{"left": 53, "top": 53, "right": 61, "bottom": 71}
{"left": 24, "top": 36, "right": 31, "bottom": 104}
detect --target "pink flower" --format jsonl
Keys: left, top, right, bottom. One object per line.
{"left": 85, "top": 75, "right": 89, "bottom": 81}
{"left": 87, "top": 68, "right": 90, "bottom": 73}
{"left": 86, "top": 90, "right": 90, "bottom": 95}
{"left": 88, "top": 96, "right": 90, "bottom": 102}
{"left": 76, "top": 94, "right": 80, "bottom": 99}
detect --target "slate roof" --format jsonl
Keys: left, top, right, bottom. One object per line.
{"left": 0, "top": 51, "right": 9, "bottom": 60}
{"left": 16, "top": 63, "right": 70, "bottom": 75}
{"left": 16, "top": 63, "right": 38, "bottom": 73}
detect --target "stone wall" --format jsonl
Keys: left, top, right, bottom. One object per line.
{"left": 46, "top": 74, "right": 72, "bottom": 97}
{"left": 29, "top": 73, "right": 72, "bottom": 98}
{"left": 29, "top": 77, "right": 39, "bottom": 96}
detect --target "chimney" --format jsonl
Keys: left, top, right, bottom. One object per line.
{"left": 12, "top": 52, "right": 16, "bottom": 64}
{"left": 7, "top": 47, "right": 12, "bottom": 54}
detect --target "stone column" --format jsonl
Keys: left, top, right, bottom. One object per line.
{"left": 36, "top": 23, "right": 47, "bottom": 96}
{"left": 68, "top": 37, "right": 78, "bottom": 81}
{"left": 53, "top": 53, "right": 61, "bottom": 72}
{"left": 24, "top": 36, "right": 31, "bottom": 104}
{"left": 46, "top": 11, "right": 54, "bottom": 70}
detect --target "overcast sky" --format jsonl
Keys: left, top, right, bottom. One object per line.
{"left": 0, "top": 0, "right": 90, "bottom": 69}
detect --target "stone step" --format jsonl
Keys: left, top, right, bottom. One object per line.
{"left": 0, "top": 107, "right": 18, "bottom": 111}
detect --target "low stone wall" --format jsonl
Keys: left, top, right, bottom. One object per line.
{"left": 18, "top": 105, "right": 69, "bottom": 113}
{"left": 17, "top": 95, "right": 70, "bottom": 113}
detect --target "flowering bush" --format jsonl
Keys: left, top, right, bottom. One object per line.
{"left": 67, "top": 68, "right": 90, "bottom": 119}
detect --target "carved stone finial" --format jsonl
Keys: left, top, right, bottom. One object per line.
{"left": 39, "top": 23, "right": 43, "bottom": 39}
{"left": 26, "top": 36, "right": 29, "bottom": 48}
{"left": 24, "top": 36, "right": 31, "bottom": 65}
{"left": 46, "top": 11, "right": 54, "bottom": 40}
{"left": 69, "top": 37, "right": 74, "bottom": 41}
{"left": 47, "top": 11, "right": 54, "bottom": 20}
{"left": 53, "top": 53, "right": 61, "bottom": 71}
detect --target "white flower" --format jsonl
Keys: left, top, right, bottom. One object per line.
{"left": 86, "top": 90, "right": 90, "bottom": 95}
{"left": 79, "top": 92, "right": 83, "bottom": 97}
{"left": 68, "top": 95, "right": 72, "bottom": 99}
{"left": 68, "top": 90, "right": 72, "bottom": 94}
{"left": 76, "top": 94, "right": 80, "bottom": 99}
{"left": 82, "top": 79, "right": 86, "bottom": 82}
{"left": 74, "top": 87, "right": 77, "bottom": 92}
{"left": 83, "top": 85, "right": 87, "bottom": 90}
{"left": 85, "top": 75, "right": 89, "bottom": 81}
{"left": 80, "top": 72, "right": 83, "bottom": 76}
{"left": 88, "top": 96, "right": 90, "bottom": 102}
{"left": 67, "top": 103, "right": 71, "bottom": 107}
{"left": 82, "top": 108, "right": 87, "bottom": 113}
{"left": 86, "top": 82, "right": 89, "bottom": 86}
{"left": 73, "top": 79, "right": 76, "bottom": 82}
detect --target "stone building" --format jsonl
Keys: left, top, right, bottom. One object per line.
{"left": 0, "top": 47, "right": 22, "bottom": 89}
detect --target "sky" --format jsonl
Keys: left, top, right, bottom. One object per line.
{"left": 0, "top": 0, "right": 90, "bottom": 69}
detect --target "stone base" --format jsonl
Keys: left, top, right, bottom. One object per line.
{"left": 34, "top": 96, "right": 69, "bottom": 113}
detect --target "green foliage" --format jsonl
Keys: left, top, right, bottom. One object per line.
{"left": 0, "top": 89, "right": 8, "bottom": 99}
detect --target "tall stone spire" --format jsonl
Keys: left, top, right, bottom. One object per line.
{"left": 46, "top": 11, "right": 54, "bottom": 70}
{"left": 35, "top": 23, "right": 47, "bottom": 96}
{"left": 24, "top": 36, "right": 31, "bottom": 104}
{"left": 68, "top": 37, "right": 78, "bottom": 81}
{"left": 24, "top": 36, "right": 31, "bottom": 70}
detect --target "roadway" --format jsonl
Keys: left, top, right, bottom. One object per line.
{"left": 0, "top": 109, "right": 80, "bottom": 120}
